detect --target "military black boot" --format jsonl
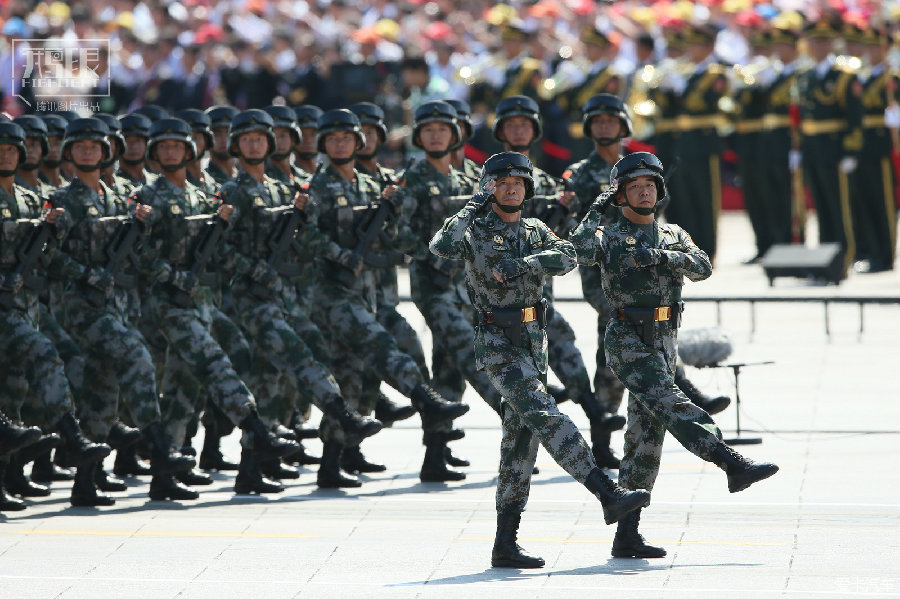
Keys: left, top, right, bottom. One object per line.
{"left": 316, "top": 442, "right": 361, "bottom": 489}
{"left": 578, "top": 391, "right": 626, "bottom": 432}
{"left": 410, "top": 383, "right": 469, "bottom": 429}
{"left": 584, "top": 468, "right": 650, "bottom": 525}
{"left": 150, "top": 472, "right": 200, "bottom": 501}
{"left": 674, "top": 366, "right": 731, "bottom": 415}
{"left": 374, "top": 393, "right": 417, "bottom": 427}
{"left": 113, "top": 444, "right": 151, "bottom": 477}
{"left": 70, "top": 461, "right": 116, "bottom": 507}
{"left": 285, "top": 440, "right": 321, "bottom": 466}
{"left": 491, "top": 510, "right": 545, "bottom": 568}
{"left": 143, "top": 422, "right": 195, "bottom": 475}
{"left": 340, "top": 445, "right": 386, "bottom": 474}
{"left": 444, "top": 446, "right": 470, "bottom": 468}
{"left": 711, "top": 444, "right": 779, "bottom": 493}
{"left": 235, "top": 448, "right": 284, "bottom": 494}
{"left": 94, "top": 461, "right": 128, "bottom": 492}
{"left": 175, "top": 467, "right": 214, "bottom": 486}
{"left": 198, "top": 417, "right": 238, "bottom": 471}
{"left": 5, "top": 454, "right": 50, "bottom": 497}
{"left": 55, "top": 412, "right": 111, "bottom": 468}
{"left": 31, "top": 450, "right": 74, "bottom": 482}
{"left": 259, "top": 458, "right": 299, "bottom": 480}
{"left": 0, "top": 462, "right": 27, "bottom": 512}
{"left": 238, "top": 407, "right": 299, "bottom": 460}
{"left": 0, "top": 412, "right": 41, "bottom": 458}
{"left": 590, "top": 429, "right": 621, "bottom": 470}
{"left": 107, "top": 421, "right": 141, "bottom": 452}
{"left": 419, "top": 433, "right": 465, "bottom": 482}
{"left": 611, "top": 508, "right": 667, "bottom": 558}
{"left": 323, "top": 402, "right": 382, "bottom": 446}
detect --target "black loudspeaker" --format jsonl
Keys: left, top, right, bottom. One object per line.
{"left": 760, "top": 243, "right": 844, "bottom": 285}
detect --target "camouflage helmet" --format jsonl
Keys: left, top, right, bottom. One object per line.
{"left": 445, "top": 99, "right": 473, "bottom": 140}
{"left": 315, "top": 109, "right": 365, "bottom": 153}
{"left": 175, "top": 108, "right": 214, "bottom": 152}
{"left": 492, "top": 95, "right": 543, "bottom": 144}
{"left": 611, "top": 152, "right": 666, "bottom": 204}
{"left": 0, "top": 121, "right": 28, "bottom": 167}
{"left": 147, "top": 118, "right": 197, "bottom": 165}
{"left": 582, "top": 93, "right": 632, "bottom": 139}
{"left": 480, "top": 151, "right": 535, "bottom": 201}
{"left": 412, "top": 100, "right": 461, "bottom": 151}
{"left": 263, "top": 105, "right": 302, "bottom": 146}
{"left": 205, "top": 105, "right": 240, "bottom": 129}
{"left": 132, "top": 104, "right": 170, "bottom": 122}
{"left": 120, "top": 113, "right": 153, "bottom": 138}
{"left": 12, "top": 115, "right": 49, "bottom": 158}
{"left": 62, "top": 117, "right": 112, "bottom": 163}
{"left": 228, "top": 109, "right": 276, "bottom": 158}
{"left": 293, "top": 105, "right": 324, "bottom": 129}
{"left": 40, "top": 113, "right": 68, "bottom": 138}
{"left": 54, "top": 110, "right": 79, "bottom": 123}
{"left": 349, "top": 102, "right": 387, "bottom": 144}
{"left": 94, "top": 113, "right": 126, "bottom": 159}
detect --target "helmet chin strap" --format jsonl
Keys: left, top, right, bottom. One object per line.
{"left": 594, "top": 136, "right": 621, "bottom": 147}
{"left": 356, "top": 151, "right": 376, "bottom": 161}
{"left": 211, "top": 150, "right": 231, "bottom": 161}
{"left": 0, "top": 168, "right": 16, "bottom": 176}
{"left": 330, "top": 151, "right": 356, "bottom": 166}
{"left": 508, "top": 143, "right": 530, "bottom": 152}
{"left": 42, "top": 158, "right": 61, "bottom": 168}
{"left": 72, "top": 161, "right": 102, "bottom": 172}
{"left": 242, "top": 156, "right": 267, "bottom": 165}
{"left": 121, "top": 156, "right": 145, "bottom": 166}
{"left": 425, "top": 148, "right": 450, "bottom": 159}
{"left": 271, "top": 152, "right": 291, "bottom": 161}
{"left": 295, "top": 151, "right": 317, "bottom": 160}
{"left": 20, "top": 162, "right": 40, "bottom": 171}
{"left": 492, "top": 197, "right": 524, "bottom": 213}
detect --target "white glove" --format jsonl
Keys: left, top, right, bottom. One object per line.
{"left": 788, "top": 150, "right": 801, "bottom": 173}
{"left": 660, "top": 71, "right": 686, "bottom": 94}
{"left": 885, "top": 104, "right": 900, "bottom": 129}
{"left": 839, "top": 156, "right": 858, "bottom": 174}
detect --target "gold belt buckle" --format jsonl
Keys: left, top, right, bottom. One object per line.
{"left": 654, "top": 306, "right": 671, "bottom": 321}
{"left": 522, "top": 307, "right": 536, "bottom": 322}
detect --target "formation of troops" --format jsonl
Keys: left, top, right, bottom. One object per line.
{"left": 0, "top": 14, "right": 885, "bottom": 561}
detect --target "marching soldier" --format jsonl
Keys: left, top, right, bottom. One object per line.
{"left": 851, "top": 25, "right": 897, "bottom": 272}
{"left": 430, "top": 151, "right": 650, "bottom": 569}
{"left": 12, "top": 116, "right": 55, "bottom": 198}
{"left": 308, "top": 108, "right": 470, "bottom": 484}
{"left": 292, "top": 105, "right": 324, "bottom": 180}
{"left": 94, "top": 113, "right": 137, "bottom": 200}
{"left": 38, "top": 114, "right": 69, "bottom": 189}
{"left": 175, "top": 109, "right": 219, "bottom": 196}
{"left": 446, "top": 98, "right": 482, "bottom": 179}
{"left": 117, "top": 112, "right": 157, "bottom": 191}
{"left": 204, "top": 105, "right": 239, "bottom": 186}
{"left": 797, "top": 19, "right": 864, "bottom": 277}
{"left": 394, "top": 101, "right": 498, "bottom": 481}
{"left": 216, "top": 109, "right": 384, "bottom": 491}
{"left": 0, "top": 121, "right": 112, "bottom": 508}
{"left": 570, "top": 152, "right": 779, "bottom": 559}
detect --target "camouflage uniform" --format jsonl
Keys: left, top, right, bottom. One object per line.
{"left": 0, "top": 184, "right": 78, "bottom": 428}
{"left": 397, "top": 160, "right": 503, "bottom": 416}
{"left": 205, "top": 162, "right": 234, "bottom": 187}
{"left": 49, "top": 177, "right": 161, "bottom": 440}
{"left": 218, "top": 171, "right": 349, "bottom": 441}
{"left": 570, "top": 209, "right": 724, "bottom": 492}
{"left": 430, "top": 200, "right": 599, "bottom": 512}
{"left": 134, "top": 176, "right": 256, "bottom": 445}
{"left": 564, "top": 151, "right": 626, "bottom": 412}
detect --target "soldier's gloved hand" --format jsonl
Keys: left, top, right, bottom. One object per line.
{"left": 382, "top": 191, "right": 403, "bottom": 216}
{"left": 170, "top": 270, "right": 197, "bottom": 294}
{"left": 839, "top": 156, "right": 858, "bottom": 174}
{"left": 464, "top": 190, "right": 493, "bottom": 212}
{"left": 590, "top": 185, "right": 618, "bottom": 214}
{"left": 249, "top": 260, "right": 278, "bottom": 289}
{"left": 493, "top": 259, "right": 531, "bottom": 283}
{"left": 622, "top": 248, "right": 668, "bottom": 269}
{"left": 336, "top": 249, "right": 363, "bottom": 274}
{"left": 81, "top": 267, "right": 114, "bottom": 297}
{"left": 0, "top": 273, "right": 24, "bottom": 294}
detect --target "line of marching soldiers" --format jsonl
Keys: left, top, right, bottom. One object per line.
{"left": 0, "top": 92, "right": 735, "bottom": 512}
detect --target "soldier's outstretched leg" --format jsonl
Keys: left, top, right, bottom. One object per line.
{"left": 235, "top": 448, "right": 283, "bottom": 495}
{"left": 70, "top": 459, "right": 116, "bottom": 507}
{"left": 198, "top": 403, "right": 238, "bottom": 471}
{"left": 611, "top": 508, "right": 667, "bottom": 558}
{"left": 317, "top": 441, "right": 361, "bottom": 489}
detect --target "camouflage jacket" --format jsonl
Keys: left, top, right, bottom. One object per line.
{"left": 134, "top": 176, "right": 220, "bottom": 308}
{"left": 395, "top": 159, "right": 473, "bottom": 304}
{"left": 115, "top": 167, "right": 157, "bottom": 194}
{"left": 308, "top": 163, "right": 387, "bottom": 301}
{"left": 187, "top": 169, "right": 219, "bottom": 197}
{"left": 0, "top": 183, "right": 54, "bottom": 313}
{"left": 206, "top": 161, "right": 235, "bottom": 187}
{"left": 430, "top": 203, "right": 576, "bottom": 372}
{"left": 15, "top": 174, "right": 55, "bottom": 200}
{"left": 570, "top": 210, "right": 711, "bottom": 310}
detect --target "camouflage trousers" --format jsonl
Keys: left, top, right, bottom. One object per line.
{"left": 38, "top": 301, "right": 84, "bottom": 402}
{"left": 580, "top": 265, "right": 626, "bottom": 413}
{"left": 62, "top": 293, "right": 161, "bottom": 441}
{"left": 149, "top": 294, "right": 255, "bottom": 447}
{"left": 605, "top": 320, "right": 724, "bottom": 493}
{"left": 0, "top": 308, "right": 74, "bottom": 428}
{"left": 486, "top": 358, "right": 597, "bottom": 513}
{"left": 233, "top": 283, "right": 345, "bottom": 443}
{"left": 414, "top": 295, "right": 503, "bottom": 421}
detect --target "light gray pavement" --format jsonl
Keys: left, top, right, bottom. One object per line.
{"left": 2, "top": 212, "right": 899, "bottom": 599}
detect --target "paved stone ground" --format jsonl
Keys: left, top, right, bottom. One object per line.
{"left": 1, "top": 212, "right": 898, "bottom": 598}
